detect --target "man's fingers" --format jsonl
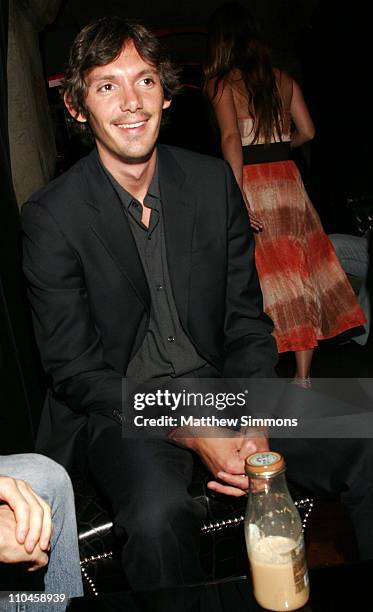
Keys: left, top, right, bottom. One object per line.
{"left": 221, "top": 455, "right": 246, "bottom": 475}
{"left": 35, "top": 496, "right": 52, "bottom": 551}
{"left": 0, "top": 477, "right": 52, "bottom": 551}
{"left": 0, "top": 478, "right": 30, "bottom": 544}
{"left": 16, "top": 481, "right": 45, "bottom": 554}
{"left": 237, "top": 439, "right": 258, "bottom": 461}
{"left": 217, "top": 471, "right": 249, "bottom": 490}
{"left": 26, "top": 556, "right": 49, "bottom": 571}
{"left": 207, "top": 481, "right": 247, "bottom": 497}
{"left": 17, "top": 484, "right": 52, "bottom": 550}
{"left": 237, "top": 435, "right": 269, "bottom": 461}
{"left": 25, "top": 546, "right": 49, "bottom": 572}
{"left": 216, "top": 470, "right": 266, "bottom": 493}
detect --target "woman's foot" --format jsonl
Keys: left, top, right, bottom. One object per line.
{"left": 291, "top": 376, "right": 311, "bottom": 390}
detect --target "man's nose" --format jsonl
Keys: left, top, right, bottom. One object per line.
{"left": 119, "top": 85, "right": 142, "bottom": 113}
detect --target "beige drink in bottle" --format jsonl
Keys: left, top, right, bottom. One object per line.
{"left": 245, "top": 452, "right": 310, "bottom": 611}
{"left": 249, "top": 535, "right": 309, "bottom": 610}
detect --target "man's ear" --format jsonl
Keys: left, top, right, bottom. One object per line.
{"left": 64, "top": 92, "right": 87, "bottom": 123}
{"left": 162, "top": 97, "right": 172, "bottom": 110}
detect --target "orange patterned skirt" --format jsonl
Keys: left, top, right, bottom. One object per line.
{"left": 242, "top": 160, "right": 366, "bottom": 353}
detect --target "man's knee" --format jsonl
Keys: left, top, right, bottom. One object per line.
{"left": 22, "top": 454, "right": 73, "bottom": 507}
{"left": 349, "top": 439, "right": 373, "bottom": 484}
{"left": 123, "top": 494, "right": 204, "bottom": 542}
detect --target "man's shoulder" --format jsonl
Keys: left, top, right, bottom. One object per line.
{"left": 158, "top": 144, "right": 226, "bottom": 175}
{"left": 25, "top": 151, "right": 94, "bottom": 210}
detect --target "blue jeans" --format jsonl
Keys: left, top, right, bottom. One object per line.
{"left": 329, "top": 233, "right": 370, "bottom": 344}
{"left": 0, "top": 454, "right": 83, "bottom": 611}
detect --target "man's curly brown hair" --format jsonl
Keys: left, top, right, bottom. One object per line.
{"left": 62, "top": 16, "right": 181, "bottom": 143}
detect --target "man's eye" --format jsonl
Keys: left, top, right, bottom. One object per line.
{"left": 98, "top": 83, "right": 114, "bottom": 92}
{"left": 141, "top": 78, "right": 155, "bottom": 86}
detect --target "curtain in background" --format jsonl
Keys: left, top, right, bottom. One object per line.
{"left": 7, "top": 0, "right": 62, "bottom": 206}
{"left": 0, "top": 0, "right": 44, "bottom": 453}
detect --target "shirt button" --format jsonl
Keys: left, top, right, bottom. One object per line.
{"left": 132, "top": 201, "right": 140, "bottom": 209}
{"left": 156, "top": 284, "right": 163, "bottom": 291}
{"left": 167, "top": 335, "right": 175, "bottom": 343}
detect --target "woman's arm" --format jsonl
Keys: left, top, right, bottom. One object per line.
{"left": 207, "top": 79, "right": 263, "bottom": 231}
{"left": 290, "top": 79, "right": 315, "bottom": 148}
{"left": 207, "top": 78, "right": 244, "bottom": 188}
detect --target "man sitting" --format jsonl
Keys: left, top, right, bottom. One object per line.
{"left": 21, "top": 16, "right": 373, "bottom": 592}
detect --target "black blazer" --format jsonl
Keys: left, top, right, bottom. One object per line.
{"left": 22, "top": 145, "right": 277, "bottom": 467}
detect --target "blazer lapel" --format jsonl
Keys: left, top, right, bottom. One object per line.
{"left": 82, "top": 150, "right": 150, "bottom": 309}
{"left": 157, "top": 146, "right": 195, "bottom": 326}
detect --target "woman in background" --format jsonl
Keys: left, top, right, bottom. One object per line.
{"left": 204, "top": 2, "right": 366, "bottom": 387}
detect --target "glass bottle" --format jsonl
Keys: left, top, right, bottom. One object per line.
{"left": 244, "top": 451, "right": 309, "bottom": 611}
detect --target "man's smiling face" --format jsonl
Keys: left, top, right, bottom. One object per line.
{"left": 69, "top": 41, "right": 170, "bottom": 168}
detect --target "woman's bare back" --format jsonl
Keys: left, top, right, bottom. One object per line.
{"left": 229, "top": 68, "right": 293, "bottom": 143}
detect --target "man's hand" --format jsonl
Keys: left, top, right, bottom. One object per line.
{"left": 172, "top": 427, "right": 269, "bottom": 496}
{"left": 0, "top": 505, "right": 49, "bottom": 570}
{"left": 0, "top": 475, "right": 52, "bottom": 556}
{"left": 211, "top": 432, "right": 269, "bottom": 495}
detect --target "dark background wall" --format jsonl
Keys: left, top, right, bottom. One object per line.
{"left": 42, "top": 0, "right": 319, "bottom": 81}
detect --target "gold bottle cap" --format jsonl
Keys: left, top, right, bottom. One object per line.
{"left": 245, "top": 451, "right": 286, "bottom": 479}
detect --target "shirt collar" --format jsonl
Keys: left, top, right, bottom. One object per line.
{"left": 146, "top": 158, "right": 160, "bottom": 200}
{"left": 98, "top": 151, "right": 160, "bottom": 209}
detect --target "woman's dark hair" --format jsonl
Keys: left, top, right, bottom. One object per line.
{"left": 204, "top": 2, "right": 283, "bottom": 144}
{"left": 62, "top": 16, "right": 180, "bottom": 141}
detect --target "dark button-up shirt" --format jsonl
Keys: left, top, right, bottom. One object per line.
{"left": 100, "top": 157, "right": 207, "bottom": 379}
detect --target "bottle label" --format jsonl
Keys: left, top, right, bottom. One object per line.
{"left": 291, "top": 540, "right": 309, "bottom": 593}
